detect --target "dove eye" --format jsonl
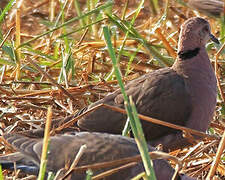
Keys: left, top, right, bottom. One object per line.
{"left": 203, "top": 26, "right": 209, "bottom": 32}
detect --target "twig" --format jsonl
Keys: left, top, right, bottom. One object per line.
{"left": 0, "top": 27, "right": 14, "bottom": 48}
{"left": 155, "top": 27, "right": 177, "bottom": 59}
{"left": 61, "top": 144, "right": 87, "bottom": 180}
{"left": 102, "top": 104, "right": 219, "bottom": 140}
{"left": 26, "top": 56, "right": 76, "bottom": 101}
{"left": 215, "top": 42, "right": 225, "bottom": 102}
{"left": 72, "top": 151, "right": 181, "bottom": 173}
{"left": 92, "top": 162, "right": 137, "bottom": 180}
{"left": 206, "top": 130, "right": 225, "bottom": 179}
{"left": 53, "top": 104, "right": 104, "bottom": 132}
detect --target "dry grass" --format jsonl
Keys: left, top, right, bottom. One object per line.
{"left": 0, "top": 0, "right": 224, "bottom": 179}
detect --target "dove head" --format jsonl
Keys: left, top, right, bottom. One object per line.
{"left": 178, "top": 17, "right": 219, "bottom": 53}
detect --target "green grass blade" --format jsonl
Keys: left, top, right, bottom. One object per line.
{"left": 18, "top": 1, "right": 113, "bottom": 49}
{"left": 103, "top": 26, "right": 128, "bottom": 102}
{"left": 148, "top": 0, "right": 159, "bottom": 15}
{"left": 117, "top": 0, "right": 144, "bottom": 62}
{"left": 47, "top": 172, "right": 55, "bottom": 180}
{"left": 0, "top": 58, "right": 16, "bottom": 66}
{"left": 0, "top": 0, "right": 15, "bottom": 23}
{"left": 86, "top": 169, "right": 93, "bottom": 180}
{"left": 129, "top": 96, "right": 156, "bottom": 179}
{"left": 107, "top": 14, "right": 174, "bottom": 66}
{"left": 0, "top": 165, "right": 3, "bottom": 180}
{"left": 220, "top": 14, "right": 225, "bottom": 43}
{"left": 103, "top": 26, "right": 156, "bottom": 180}
{"left": 59, "top": 18, "right": 106, "bottom": 38}
{"left": 74, "top": 0, "right": 86, "bottom": 27}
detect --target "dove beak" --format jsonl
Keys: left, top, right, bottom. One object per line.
{"left": 210, "top": 34, "right": 220, "bottom": 44}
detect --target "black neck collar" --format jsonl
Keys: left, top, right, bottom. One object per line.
{"left": 178, "top": 47, "right": 200, "bottom": 60}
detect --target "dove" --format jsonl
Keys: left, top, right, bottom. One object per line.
{"left": 74, "top": 17, "right": 218, "bottom": 151}
{"left": 188, "top": 0, "right": 224, "bottom": 18}
{"left": 18, "top": 17, "right": 218, "bottom": 152}
{"left": 0, "top": 132, "right": 195, "bottom": 180}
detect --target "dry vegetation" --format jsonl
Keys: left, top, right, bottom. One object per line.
{"left": 0, "top": 0, "right": 224, "bottom": 179}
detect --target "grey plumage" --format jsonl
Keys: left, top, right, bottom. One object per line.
{"left": 1, "top": 132, "right": 195, "bottom": 180}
